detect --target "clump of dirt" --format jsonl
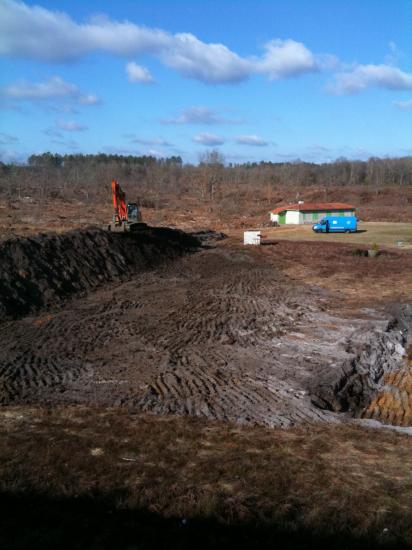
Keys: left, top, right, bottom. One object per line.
{"left": 0, "top": 226, "right": 199, "bottom": 321}
{"left": 189, "top": 229, "right": 228, "bottom": 242}
{"left": 310, "top": 322, "right": 407, "bottom": 412}
{"left": 311, "top": 304, "right": 412, "bottom": 424}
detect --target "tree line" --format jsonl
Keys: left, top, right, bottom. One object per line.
{"left": 0, "top": 152, "right": 411, "bottom": 207}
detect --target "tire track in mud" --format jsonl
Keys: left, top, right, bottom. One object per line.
{"left": 0, "top": 352, "right": 91, "bottom": 404}
{"left": 0, "top": 243, "right": 406, "bottom": 427}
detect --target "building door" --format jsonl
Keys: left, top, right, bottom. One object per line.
{"left": 278, "top": 211, "right": 286, "bottom": 224}
{"left": 312, "top": 212, "right": 318, "bottom": 221}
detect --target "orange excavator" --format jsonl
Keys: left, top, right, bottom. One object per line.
{"left": 108, "top": 179, "right": 145, "bottom": 232}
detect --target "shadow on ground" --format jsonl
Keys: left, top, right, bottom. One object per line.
{"left": 0, "top": 492, "right": 406, "bottom": 550}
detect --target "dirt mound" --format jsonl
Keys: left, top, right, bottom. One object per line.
{"left": 310, "top": 304, "right": 412, "bottom": 426}
{"left": 310, "top": 322, "right": 407, "bottom": 413}
{"left": 189, "top": 229, "right": 228, "bottom": 242}
{"left": 0, "top": 226, "right": 199, "bottom": 321}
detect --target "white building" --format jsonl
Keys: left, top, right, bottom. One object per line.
{"left": 269, "top": 202, "right": 356, "bottom": 225}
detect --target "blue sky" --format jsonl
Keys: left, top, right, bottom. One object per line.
{"left": 1, "top": 0, "right": 411, "bottom": 164}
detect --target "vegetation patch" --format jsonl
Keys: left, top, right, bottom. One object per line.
{"left": 1, "top": 407, "right": 412, "bottom": 549}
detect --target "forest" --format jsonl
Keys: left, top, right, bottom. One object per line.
{"left": 1, "top": 153, "right": 411, "bottom": 218}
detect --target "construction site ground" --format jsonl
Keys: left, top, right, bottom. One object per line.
{"left": 1, "top": 201, "right": 412, "bottom": 549}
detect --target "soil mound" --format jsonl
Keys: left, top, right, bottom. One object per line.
{"left": 189, "top": 229, "right": 228, "bottom": 242}
{"left": 0, "top": 226, "right": 199, "bottom": 321}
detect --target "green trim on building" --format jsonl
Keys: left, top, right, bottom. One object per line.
{"left": 275, "top": 208, "right": 355, "bottom": 224}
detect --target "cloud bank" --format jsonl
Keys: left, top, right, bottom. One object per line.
{"left": 162, "top": 106, "right": 242, "bottom": 125}
{"left": 56, "top": 120, "right": 88, "bottom": 132}
{"left": 193, "top": 133, "right": 225, "bottom": 146}
{"left": 234, "top": 135, "right": 268, "bottom": 146}
{"left": 0, "top": 76, "right": 100, "bottom": 107}
{"left": 0, "top": 0, "right": 320, "bottom": 83}
{"left": 393, "top": 98, "right": 412, "bottom": 111}
{"left": 329, "top": 64, "right": 412, "bottom": 94}
{"left": 3, "top": 1, "right": 411, "bottom": 92}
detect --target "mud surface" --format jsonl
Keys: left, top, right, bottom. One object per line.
{"left": 0, "top": 227, "right": 199, "bottom": 320}
{"left": 0, "top": 229, "right": 409, "bottom": 427}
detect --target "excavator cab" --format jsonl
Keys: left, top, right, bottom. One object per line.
{"left": 108, "top": 180, "right": 145, "bottom": 232}
{"left": 127, "top": 202, "right": 141, "bottom": 223}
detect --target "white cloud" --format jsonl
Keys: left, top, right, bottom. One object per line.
{"left": 79, "top": 94, "right": 101, "bottom": 105}
{"left": 384, "top": 41, "right": 402, "bottom": 66}
{"left": 158, "top": 33, "right": 251, "bottom": 83}
{"left": 57, "top": 120, "right": 88, "bottom": 132}
{"left": 0, "top": 76, "right": 101, "bottom": 107}
{"left": 50, "top": 138, "right": 79, "bottom": 151}
{"left": 329, "top": 64, "right": 412, "bottom": 94}
{"left": 193, "top": 133, "right": 225, "bottom": 146}
{"left": 0, "top": 132, "right": 19, "bottom": 145}
{"left": 125, "top": 135, "right": 172, "bottom": 146}
{"left": 102, "top": 145, "right": 140, "bottom": 155}
{"left": 0, "top": 148, "right": 25, "bottom": 163}
{"left": 162, "top": 106, "right": 241, "bottom": 124}
{"left": 256, "top": 39, "right": 318, "bottom": 79}
{"left": 146, "top": 148, "right": 164, "bottom": 157}
{"left": 1, "top": 76, "right": 77, "bottom": 100}
{"left": 126, "top": 62, "right": 154, "bottom": 83}
{"left": 44, "top": 127, "right": 62, "bottom": 138}
{"left": 234, "top": 135, "right": 268, "bottom": 146}
{"left": 0, "top": 1, "right": 322, "bottom": 84}
{"left": 393, "top": 99, "right": 412, "bottom": 111}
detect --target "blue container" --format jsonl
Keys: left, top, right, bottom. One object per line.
{"left": 312, "top": 216, "right": 357, "bottom": 233}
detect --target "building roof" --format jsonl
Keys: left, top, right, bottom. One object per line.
{"left": 270, "top": 202, "right": 355, "bottom": 214}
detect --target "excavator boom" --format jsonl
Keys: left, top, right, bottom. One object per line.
{"left": 111, "top": 179, "right": 127, "bottom": 221}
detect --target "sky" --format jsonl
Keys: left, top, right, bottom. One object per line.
{"left": 0, "top": 0, "right": 411, "bottom": 164}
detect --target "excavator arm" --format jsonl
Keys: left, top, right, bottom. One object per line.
{"left": 111, "top": 179, "right": 128, "bottom": 222}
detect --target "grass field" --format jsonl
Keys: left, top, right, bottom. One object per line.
{"left": 263, "top": 222, "right": 412, "bottom": 249}
{"left": 2, "top": 407, "right": 412, "bottom": 549}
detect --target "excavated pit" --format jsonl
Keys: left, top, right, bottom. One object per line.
{"left": 0, "top": 228, "right": 410, "bottom": 427}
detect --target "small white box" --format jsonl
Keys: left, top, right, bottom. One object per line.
{"left": 244, "top": 230, "right": 261, "bottom": 245}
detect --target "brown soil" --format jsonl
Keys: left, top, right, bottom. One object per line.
{"left": 363, "top": 351, "right": 412, "bottom": 426}
{"left": 0, "top": 226, "right": 199, "bottom": 320}
{"left": 0, "top": 230, "right": 409, "bottom": 427}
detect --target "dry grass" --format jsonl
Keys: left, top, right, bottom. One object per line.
{"left": 244, "top": 238, "right": 412, "bottom": 304}
{"left": 1, "top": 406, "right": 412, "bottom": 548}
{"left": 261, "top": 223, "right": 412, "bottom": 249}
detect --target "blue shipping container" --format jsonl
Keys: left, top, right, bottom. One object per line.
{"left": 312, "top": 216, "right": 357, "bottom": 233}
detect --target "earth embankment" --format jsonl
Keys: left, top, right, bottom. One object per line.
{"left": 0, "top": 227, "right": 199, "bottom": 321}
